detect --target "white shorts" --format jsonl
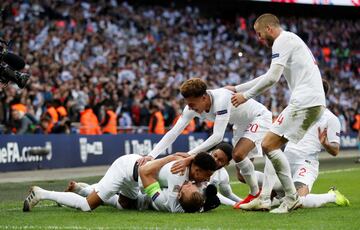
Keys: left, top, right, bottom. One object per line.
{"left": 232, "top": 111, "right": 272, "bottom": 158}
{"left": 290, "top": 160, "right": 319, "bottom": 192}
{"left": 95, "top": 154, "right": 141, "bottom": 201}
{"left": 271, "top": 105, "right": 325, "bottom": 143}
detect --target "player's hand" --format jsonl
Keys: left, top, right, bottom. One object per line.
{"left": 318, "top": 127, "right": 328, "bottom": 145}
{"left": 171, "top": 156, "right": 193, "bottom": 175}
{"left": 231, "top": 93, "right": 247, "bottom": 107}
{"left": 224, "top": 85, "right": 236, "bottom": 92}
{"left": 136, "top": 156, "right": 154, "bottom": 166}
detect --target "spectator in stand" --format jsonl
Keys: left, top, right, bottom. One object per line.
{"left": 353, "top": 110, "right": 360, "bottom": 163}
{"left": 34, "top": 116, "right": 52, "bottom": 134}
{"left": 0, "top": 1, "right": 358, "bottom": 134}
{"left": 9, "top": 103, "right": 36, "bottom": 134}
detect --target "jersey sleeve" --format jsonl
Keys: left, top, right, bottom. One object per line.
{"left": 188, "top": 92, "right": 231, "bottom": 155}
{"left": 271, "top": 33, "right": 294, "bottom": 67}
{"left": 326, "top": 115, "right": 341, "bottom": 144}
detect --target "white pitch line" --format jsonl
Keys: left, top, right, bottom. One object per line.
{"left": 229, "top": 167, "right": 360, "bottom": 185}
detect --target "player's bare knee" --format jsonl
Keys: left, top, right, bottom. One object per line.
{"left": 86, "top": 191, "right": 103, "bottom": 210}
{"left": 232, "top": 150, "right": 246, "bottom": 162}
{"left": 261, "top": 141, "right": 272, "bottom": 155}
{"left": 294, "top": 182, "right": 309, "bottom": 196}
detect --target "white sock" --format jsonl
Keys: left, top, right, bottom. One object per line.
{"left": 103, "top": 194, "right": 123, "bottom": 210}
{"left": 300, "top": 194, "right": 336, "bottom": 208}
{"left": 267, "top": 149, "right": 297, "bottom": 198}
{"left": 78, "top": 184, "right": 96, "bottom": 197}
{"left": 259, "top": 157, "right": 276, "bottom": 200}
{"left": 255, "top": 171, "right": 264, "bottom": 188}
{"left": 39, "top": 189, "right": 91, "bottom": 211}
{"left": 218, "top": 193, "right": 236, "bottom": 206}
{"left": 256, "top": 169, "right": 283, "bottom": 201}
{"left": 235, "top": 157, "right": 259, "bottom": 195}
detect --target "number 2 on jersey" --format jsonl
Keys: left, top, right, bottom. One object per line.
{"left": 298, "top": 168, "right": 307, "bottom": 177}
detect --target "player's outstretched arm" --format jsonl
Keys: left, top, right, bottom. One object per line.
{"left": 187, "top": 118, "right": 228, "bottom": 156}
{"left": 146, "top": 111, "right": 193, "bottom": 160}
{"left": 318, "top": 127, "right": 340, "bottom": 156}
{"left": 243, "top": 64, "right": 284, "bottom": 100}
{"left": 139, "top": 155, "right": 182, "bottom": 187}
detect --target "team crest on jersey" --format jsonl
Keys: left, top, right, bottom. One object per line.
{"left": 271, "top": 53, "right": 280, "bottom": 59}
{"left": 216, "top": 109, "right": 228, "bottom": 115}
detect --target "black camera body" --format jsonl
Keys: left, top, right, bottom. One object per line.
{"left": 0, "top": 63, "right": 29, "bottom": 88}
{"left": 0, "top": 39, "right": 29, "bottom": 88}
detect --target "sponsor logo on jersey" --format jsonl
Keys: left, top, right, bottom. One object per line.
{"left": 216, "top": 109, "right": 228, "bottom": 115}
{"left": 271, "top": 53, "right": 280, "bottom": 59}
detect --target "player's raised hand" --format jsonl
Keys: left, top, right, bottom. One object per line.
{"left": 171, "top": 155, "right": 194, "bottom": 175}
{"left": 231, "top": 93, "right": 247, "bottom": 107}
{"left": 318, "top": 127, "right": 328, "bottom": 145}
{"left": 224, "top": 85, "right": 236, "bottom": 92}
{"left": 136, "top": 156, "right": 154, "bottom": 166}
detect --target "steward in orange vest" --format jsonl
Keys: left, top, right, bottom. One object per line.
{"left": 79, "top": 106, "right": 102, "bottom": 135}
{"left": 45, "top": 101, "right": 59, "bottom": 133}
{"left": 148, "top": 103, "right": 165, "bottom": 134}
{"left": 101, "top": 104, "right": 117, "bottom": 134}
{"left": 353, "top": 114, "right": 360, "bottom": 131}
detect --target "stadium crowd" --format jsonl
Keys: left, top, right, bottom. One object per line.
{"left": 0, "top": 0, "right": 359, "bottom": 135}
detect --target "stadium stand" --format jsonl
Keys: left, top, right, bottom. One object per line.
{"left": 0, "top": 0, "right": 358, "bottom": 134}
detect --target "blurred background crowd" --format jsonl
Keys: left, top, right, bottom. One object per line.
{"left": 0, "top": 0, "right": 359, "bottom": 135}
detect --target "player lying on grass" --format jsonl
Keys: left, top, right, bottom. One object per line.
{"left": 68, "top": 142, "right": 242, "bottom": 207}
{"left": 239, "top": 80, "right": 350, "bottom": 211}
{"left": 23, "top": 152, "right": 217, "bottom": 213}
{"left": 139, "top": 78, "right": 277, "bottom": 208}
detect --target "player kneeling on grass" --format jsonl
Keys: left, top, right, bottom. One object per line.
{"left": 23, "top": 153, "right": 217, "bottom": 213}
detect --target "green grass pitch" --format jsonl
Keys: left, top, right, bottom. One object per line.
{"left": 1, "top": 161, "right": 360, "bottom": 229}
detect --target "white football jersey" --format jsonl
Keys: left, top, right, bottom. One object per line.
{"left": 271, "top": 31, "right": 326, "bottom": 108}
{"left": 150, "top": 161, "right": 187, "bottom": 213}
{"left": 148, "top": 88, "right": 270, "bottom": 158}
{"left": 285, "top": 109, "right": 341, "bottom": 163}
{"left": 150, "top": 188, "right": 184, "bottom": 213}
{"left": 209, "top": 167, "right": 230, "bottom": 187}
{"left": 183, "top": 88, "right": 270, "bottom": 127}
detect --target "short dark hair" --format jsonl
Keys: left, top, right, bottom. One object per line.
{"left": 180, "top": 78, "right": 207, "bottom": 99}
{"left": 215, "top": 142, "right": 233, "bottom": 162}
{"left": 193, "top": 152, "right": 217, "bottom": 172}
{"left": 179, "top": 191, "right": 204, "bottom": 213}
